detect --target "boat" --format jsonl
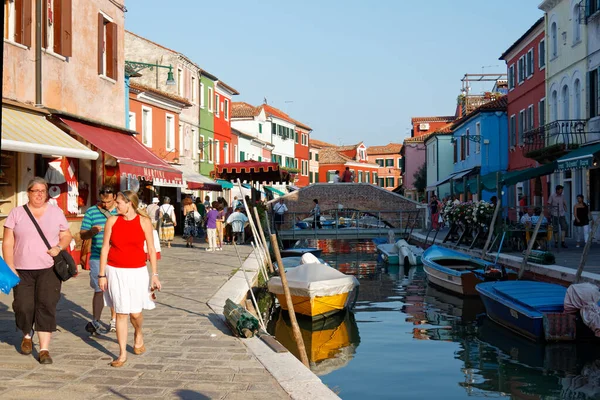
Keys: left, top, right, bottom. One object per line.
{"left": 268, "top": 262, "right": 359, "bottom": 318}
{"left": 273, "top": 256, "right": 330, "bottom": 272}
{"left": 422, "top": 245, "right": 514, "bottom": 296}
{"left": 279, "top": 247, "right": 323, "bottom": 258}
{"left": 476, "top": 281, "right": 568, "bottom": 341}
{"left": 396, "top": 239, "right": 424, "bottom": 266}
{"left": 376, "top": 243, "right": 399, "bottom": 264}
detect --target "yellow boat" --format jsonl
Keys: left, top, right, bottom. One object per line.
{"left": 273, "top": 309, "right": 360, "bottom": 375}
{"left": 268, "top": 263, "right": 359, "bottom": 318}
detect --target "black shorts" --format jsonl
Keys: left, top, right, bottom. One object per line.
{"left": 13, "top": 268, "right": 62, "bottom": 333}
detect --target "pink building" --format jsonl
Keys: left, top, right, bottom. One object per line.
{"left": 401, "top": 136, "right": 427, "bottom": 201}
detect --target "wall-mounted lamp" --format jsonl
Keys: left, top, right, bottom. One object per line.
{"left": 125, "top": 60, "right": 177, "bottom": 86}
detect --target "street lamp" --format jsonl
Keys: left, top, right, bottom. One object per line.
{"left": 125, "top": 60, "right": 177, "bottom": 86}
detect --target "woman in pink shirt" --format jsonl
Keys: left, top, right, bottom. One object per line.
{"left": 2, "top": 177, "right": 73, "bottom": 365}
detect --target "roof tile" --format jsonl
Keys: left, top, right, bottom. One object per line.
{"left": 367, "top": 143, "right": 402, "bottom": 155}
{"left": 411, "top": 116, "right": 456, "bottom": 123}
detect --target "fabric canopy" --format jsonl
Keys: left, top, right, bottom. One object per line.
{"left": 215, "top": 160, "right": 289, "bottom": 183}
{"left": 556, "top": 143, "right": 600, "bottom": 171}
{"left": 216, "top": 179, "right": 234, "bottom": 190}
{"left": 502, "top": 162, "right": 556, "bottom": 186}
{"left": 264, "top": 186, "right": 285, "bottom": 196}
{"left": 2, "top": 106, "right": 98, "bottom": 160}
{"left": 426, "top": 172, "right": 457, "bottom": 191}
{"left": 173, "top": 164, "right": 221, "bottom": 191}
{"left": 62, "top": 118, "right": 183, "bottom": 187}
{"left": 452, "top": 168, "right": 477, "bottom": 181}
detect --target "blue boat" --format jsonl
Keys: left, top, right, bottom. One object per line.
{"left": 476, "top": 281, "right": 567, "bottom": 341}
{"left": 422, "top": 245, "right": 514, "bottom": 296}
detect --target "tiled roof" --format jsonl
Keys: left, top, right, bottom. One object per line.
{"left": 309, "top": 138, "right": 336, "bottom": 148}
{"left": 433, "top": 123, "right": 453, "bottom": 134}
{"left": 262, "top": 104, "right": 296, "bottom": 125}
{"left": 499, "top": 17, "right": 544, "bottom": 60}
{"left": 404, "top": 133, "right": 434, "bottom": 144}
{"left": 231, "top": 102, "right": 261, "bottom": 118}
{"left": 452, "top": 95, "right": 508, "bottom": 129}
{"left": 292, "top": 118, "right": 312, "bottom": 131}
{"left": 216, "top": 81, "right": 240, "bottom": 96}
{"left": 129, "top": 82, "right": 192, "bottom": 106}
{"left": 411, "top": 116, "right": 456, "bottom": 123}
{"left": 317, "top": 148, "right": 353, "bottom": 164}
{"left": 367, "top": 143, "right": 402, "bottom": 155}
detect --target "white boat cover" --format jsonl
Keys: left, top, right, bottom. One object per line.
{"left": 300, "top": 253, "right": 320, "bottom": 265}
{"left": 268, "top": 263, "right": 359, "bottom": 298}
{"left": 564, "top": 282, "right": 600, "bottom": 336}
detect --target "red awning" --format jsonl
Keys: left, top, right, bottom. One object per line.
{"left": 61, "top": 118, "right": 183, "bottom": 187}
{"left": 215, "top": 161, "right": 289, "bottom": 183}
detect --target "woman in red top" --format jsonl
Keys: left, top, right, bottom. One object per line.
{"left": 99, "top": 191, "right": 161, "bottom": 367}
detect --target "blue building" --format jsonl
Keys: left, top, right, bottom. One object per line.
{"left": 450, "top": 96, "right": 508, "bottom": 203}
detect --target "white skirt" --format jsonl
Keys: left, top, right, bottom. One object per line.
{"left": 104, "top": 265, "right": 156, "bottom": 314}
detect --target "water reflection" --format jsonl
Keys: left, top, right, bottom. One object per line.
{"left": 268, "top": 308, "right": 361, "bottom": 376}
{"left": 273, "top": 239, "right": 600, "bottom": 399}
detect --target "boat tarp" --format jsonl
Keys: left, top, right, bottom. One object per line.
{"left": 268, "top": 263, "right": 359, "bottom": 298}
{"left": 564, "top": 282, "right": 600, "bottom": 336}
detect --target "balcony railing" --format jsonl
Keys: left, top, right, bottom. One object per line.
{"left": 523, "top": 119, "right": 588, "bottom": 163}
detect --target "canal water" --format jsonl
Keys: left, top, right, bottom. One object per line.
{"left": 267, "top": 239, "right": 600, "bottom": 400}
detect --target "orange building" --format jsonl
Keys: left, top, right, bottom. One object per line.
{"left": 410, "top": 116, "right": 455, "bottom": 138}
{"left": 312, "top": 140, "right": 379, "bottom": 184}
{"left": 367, "top": 143, "right": 403, "bottom": 190}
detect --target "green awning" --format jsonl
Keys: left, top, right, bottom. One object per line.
{"left": 264, "top": 186, "right": 285, "bottom": 196}
{"left": 556, "top": 143, "right": 600, "bottom": 171}
{"left": 216, "top": 179, "right": 234, "bottom": 190}
{"left": 502, "top": 162, "right": 557, "bottom": 186}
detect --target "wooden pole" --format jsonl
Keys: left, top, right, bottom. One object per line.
{"left": 237, "top": 179, "right": 268, "bottom": 269}
{"left": 250, "top": 241, "right": 269, "bottom": 282}
{"left": 253, "top": 207, "right": 275, "bottom": 274}
{"left": 518, "top": 213, "right": 545, "bottom": 280}
{"left": 481, "top": 200, "right": 502, "bottom": 259}
{"left": 269, "top": 233, "right": 309, "bottom": 367}
{"left": 231, "top": 241, "right": 267, "bottom": 331}
{"left": 575, "top": 215, "right": 600, "bottom": 282}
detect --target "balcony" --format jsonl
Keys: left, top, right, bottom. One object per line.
{"left": 523, "top": 120, "right": 588, "bottom": 164}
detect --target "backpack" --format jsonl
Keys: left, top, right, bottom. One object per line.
{"left": 161, "top": 206, "right": 173, "bottom": 224}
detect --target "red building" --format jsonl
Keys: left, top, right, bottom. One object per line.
{"left": 499, "top": 17, "right": 547, "bottom": 208}
{"left": 410, "top": 116, "right": 455, "bottom": 138}
{"left": 312, "top": 140, "right": 380, "bottom": 184}
{"left": 294, "top": 122, "right": 312, "bottom": 187}
{"left": 367, "top": 143, "right": 403, "bottom": 190}
{"left": 213, "top": 81, "right": 239, "bottom": 166}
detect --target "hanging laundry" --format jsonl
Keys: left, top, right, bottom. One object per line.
{"left": 67, "top": 182, "right": 79, "bottom": 214}
{"left": 44, "top": 160, "right": 66, "bottom": 185}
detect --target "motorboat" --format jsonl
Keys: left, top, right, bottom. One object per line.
{"left": 396, "top": 239, "right": 424, "bottom": 266}
{"left": 376, "top": 243, "right": 399, "bottom": 264}
{"left": 422, "top": 245, "right": 514, "bottom": 296}
{"left": 273, "top": 255, "right": 330, "bottom": 272}
{"left": 279, "top": 247, "right": 323, "bottom": 258}
{"left": 268, "top": 263, "right": 359, "bottom": 318}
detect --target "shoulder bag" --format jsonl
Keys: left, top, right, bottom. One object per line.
{"left": 24, "top": 205, "right": 77, "bottom": 282}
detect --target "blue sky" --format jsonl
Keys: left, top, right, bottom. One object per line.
{"left": 125, "top": 0, "right": 543, "bottom": 146}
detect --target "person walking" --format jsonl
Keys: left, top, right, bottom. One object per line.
{"left": 98, "top": 191, "right": 160, "bottom": 368}
{"left": 2, "top": 177, "right": 72, "bottom": 364}
{"left": 226, "top": 207, "right": 249, "bottom": 244}
{"left": 146, "top": 197, "right": 160, "bottom": 230}
{"left": 574, "top": 194, "right": 591, "bottom": 248}
{"left": 273, "top": 198, "right": 288, "bottom": 231}
{"left": 429, "top": 195, "right": 442, "bottom": 230}
{"left": 332, "top": 170, "right": 340, "bottom": 183}
{"left": 205, "top": 201, "right": 220, "bottom": 251}
{"left": 341, "top": 167, "right": 352, "bottom": 183}
{"left": 80, "top": 185, "right": 119, "bottom": 335}
{"left": 548, "top": 185, "right": 568, "bottom": 248}
{"left": 310, "top": 199, "right": 322, "bottom": 229}
{"left": 158, "top": 197, "right": 176, "bottom": 248}
{"left": 182, "top": 196, "right": 198, "bottom": 248}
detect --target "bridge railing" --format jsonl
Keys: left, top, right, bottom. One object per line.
{"left": 267, "top": 209, "right": 425, "bottom": 237}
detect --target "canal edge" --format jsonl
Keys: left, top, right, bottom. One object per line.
{"left": 206, "top": 249, "right": 341, "bottom": 400}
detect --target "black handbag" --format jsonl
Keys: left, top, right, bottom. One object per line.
{"left": 24, "top": 205, "right": 77, "bottom": 282}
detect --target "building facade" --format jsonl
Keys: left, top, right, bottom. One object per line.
{"left": 401, "top": 137, "right": 427, "bottom": 201}
{"left": 199, "top": 72, "right": 216, "bottom": 177}
{"left": 316, "top": 142, "right": 379, "bottom": 184}
{"left": 367, "top": 143, "right": 403, "bottom": 190}
{"left": 424, "top": 127, "right": 454, "bottom": 199}
{"left": 294, "top": 124, "right": 312, "bottom": 187}
{"left": 213, "top": 81, "right": 239, "bottom": 168}
{"left": 410, "top": 116, "right": 456, "bottom": 138}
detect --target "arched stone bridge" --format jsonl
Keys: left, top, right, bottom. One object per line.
{"left": 266, "top": 183, "right": 423, "bottom": 233}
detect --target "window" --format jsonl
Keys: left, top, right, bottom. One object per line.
{"left": 309, "top": 172, "right": 314, "bottom": 183}
{"left": 366, "top": 172, "right": 370, "bottom": 183}
{"left": 508, "top": 64, "right": 515, "bottom": 89}
{"left": 385, "top": 158, "right": 394, "bottom": 167}
{"left": 177, "top": 68, "right": 183, "bottom": 96}
{"left": 509, "top": 115, "right": 516, "bottom": 148}
{"left": 475, "top": 122, "right": 481, "bottom": 154}
{"left": 397, "top": 158, "right": 402, "bottom": 168}
{"left": 587, "top": 0, "right": 599, "bottom": 17}
{"left": 258, "top": 123, "right": 263, "bottom": 134}
{"left": 224, "top": 99, "right": 229, "bottom": 120}
{"left": 378, "top": 178, "right": 385, "bottom": 187}
{"left": 128, "top": 112, "right": 136, "bottom": 131}
{"left": 386, "top": 177, "right": 394, "bottom": 187}
{"left": 223, "top": 142, "right": 229, "bottom": 164}
{"left": 191, "top": 76, "right": 197, "bottom": 103}
{"left": 562, "top": 85, "right": 570, "bottom": 119}
{"left": 518, "top": 110, "right": 525, "bottom": 146}
{"left": 208, "top": 138, "right": 213, "bottom": 162}
{"left": 141, "top": 107, "right": 152, "bottom": 147}
{"left": 358, "top": 171, "right": 363, "bottom": 183}
{"left": 573, "top": 4, "right": 581, "bottom": 43}
{"left": 460, "top": 136, "right": 465, "bottom": 160}
{"left": 466, "top": 128, "right": 470, "bottom": 156}
{"left": 234, "top": 144, "right": 238, "bottom": 162}
{"left": 551, "top": 90, "right": 558, "bottom": 121}
{"left": 302, "top": 160, "right": 308, "bottom": 176}
{"left": 376, "top": 158, "right": 384, "bottom": 167}
{"left": 527, "top": 104, "right": 534, "bottom": 132}
{"left": 165, "top": 114, "right": 175, "bottom": 151}
{"left": 309, "top": 151, "right": 312, "bottom": 161}
{"left": 518, "top": 56, "right": 525, "bottom": 83}
{"left": 240, "top": 151, "right": 245, "bottom": 162}
{"left": 199, "top": 83, "right": 205, "bottom": 108}
{"left": 315, "top": 172, "right": 319, "bottom": 182}
{"left": 539, "top": 39, "right": 546, "bottom": 69}
{"left": 539, "top": 98, "right": 546, "bottom": 126}
{"left": 4, "top": 0, "right": 32, "bottom": 46}
{"left": 42, "top": 0, "right": 72, "bottom": 56}
{"left": 98, "top": 13, "right": 117, "bottom": 80}
{"left": 574, "top": 79, "right": 581, "bottom": 119}
{"left": 590, "top": 69, "right": 599, "bottom": 118}
{"left": 208, "top": 87, "right": 214, "bottom": 112}
{"left": 215, "top": 140, "right": 220, "bottom": 164}
{"left": 453, "top": 140, "right": 458, "bottom": 163}
{"left": 199, "top": 135, "right": 205, "bottom": 161}
{"left": 551, "top": 22, "right": 557, "bottom": 58}
{"left": 315, "top": 153, "right": 319, "bottom": 161}
{"left": 526, "top": 49, "right": 534, "bottom": 77}
{"left": 215, "top": 94, "right": 220, "bottom": 117}
{"left": 295, "top": 131, "right": 299, "bottom": 144}
{"left": 178, "top": 123, "right": 183, "bottom": 155}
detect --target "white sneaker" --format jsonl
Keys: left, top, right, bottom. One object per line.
{"left": 100, "top": 319, "right": 116, "bottom": 334}
{"left": 206, "top": 248, "right": 213, "bottom": 252}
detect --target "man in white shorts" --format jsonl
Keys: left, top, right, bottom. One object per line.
{"left": 80, "top": 185, "right": 118, "bottom": 334}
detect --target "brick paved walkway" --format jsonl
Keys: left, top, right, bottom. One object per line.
{"left": 0, "top": 240, "right": 291, "bottom": 400}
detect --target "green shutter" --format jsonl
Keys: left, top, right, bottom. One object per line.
{"left": 258, "top": 156, "right": 262, "bottom": 161}
{"left": 259, "top": 124, "right": 263, "bottom": 133}
{"left": 315, "top": 153, "right": 319, "bottom": 161}
{"left": 315, "top": 172, "right": 319, "bottom": 182}
{"left": 240, "top": 151, "right": 245, "bottom": 161}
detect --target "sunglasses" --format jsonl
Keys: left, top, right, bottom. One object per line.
{"left": 99, "top": 190, "right": 114, "bottom": 195}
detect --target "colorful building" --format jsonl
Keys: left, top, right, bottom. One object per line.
{"left": 410, "top": 116, "right": 455, "bottom": 138}
{"left": 367, "top": 143, "right": 403, "bottom": 190}
{"left": 308, "top": 139, "right": 323, "bottom": 184}
{"left": 198, "top": 71, "right": 216, "bottom": 178}
{"left": 293, "top": 122, "right": 312, "bottom": 187}
{"left": 314, "top": 141, "right": 379, "bottom": 184}
{"left": 499, "top": 17, "right": 547, "bottom": 208}
{"left": 213, "top": 81, "right": 240, "bottom": 168}
{"left": 401, "top": 137, "right": 427, "bottom": 201}
{"left": 424, "top": 124, "right": 454, "bottom": 199}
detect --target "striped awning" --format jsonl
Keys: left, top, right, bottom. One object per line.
{"left": 1, "top": 106, "right": 99, "bottom": 160}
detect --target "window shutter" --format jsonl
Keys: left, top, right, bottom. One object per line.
{"left": 53, "top": 0, "right": 62, "bottom": 54}
{"left": 23, "top": 0, "right": 32, "bottom": 46}
{"left": 107, "top": 22, "right": 118, "bottom": 80}
{"left": 97, "top": 13, "right": 104, "bottom": 74}
{"left": 60, "top": 0, "right": 72, "bottom": 56}
{"left": 585, "top": 0, "right": 591, "bottom": 17}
